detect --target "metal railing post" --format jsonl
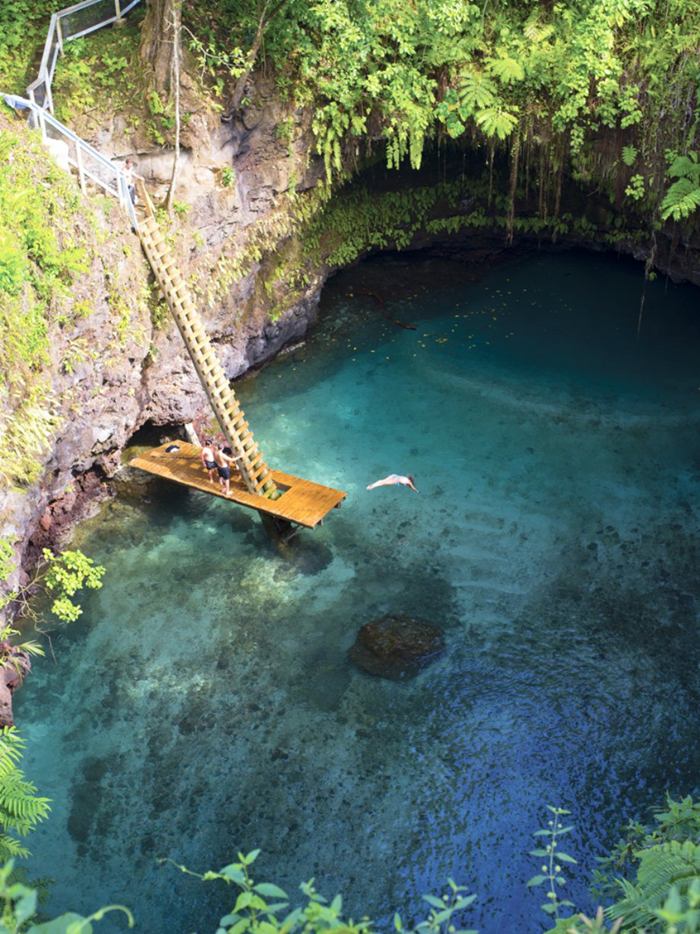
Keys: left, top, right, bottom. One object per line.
{"left": 45, "top": 78, "right": 54, "bottom": 114}
{"left": 115, "top": 0, "right": 122, "bottom": 20}
{"left": 37, "top": 108, "right": 47, "bottom": 142}
{"left": 75, "top": 140, "right": 86, "bottom": 192}
{"left": 56, "top": 16, "right": 64, "bottom": 53}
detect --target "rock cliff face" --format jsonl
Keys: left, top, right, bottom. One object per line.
{"left": 1, "top": 81, "right": 327, "bottom": 586}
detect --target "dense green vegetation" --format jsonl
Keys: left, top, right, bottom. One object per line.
{"left": 0, "top": 121, "right": 88, "bottom": 488}
{"left": 186, "top": 0, "right": 700, "bottom": 225}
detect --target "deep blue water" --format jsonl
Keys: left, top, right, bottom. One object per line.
{"left": 18, "top": 249, "right": 700, "bottom": 933}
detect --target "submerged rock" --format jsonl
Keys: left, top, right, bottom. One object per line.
{"left": 349, "top": 614, "right": 445, "bottom": 680}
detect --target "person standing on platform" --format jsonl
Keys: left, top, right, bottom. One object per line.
{"left": 200, "top": 438, "right": 217, "bottom": 484}
{"left": 215, "top": 445, "right": 239, "bottom": 497}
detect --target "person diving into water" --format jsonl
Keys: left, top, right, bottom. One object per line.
{"left": 366, "top": 474, "right": 418, "bottom": 493}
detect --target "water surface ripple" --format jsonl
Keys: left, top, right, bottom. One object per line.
{"left": 19, "top": 251, "right": 700, "bottom": 933}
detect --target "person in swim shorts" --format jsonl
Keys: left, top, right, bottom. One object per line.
{"left": 366, "top": 474, "right": 418, "bottom": 493}
{"left": 215, "top": 445, "right": 240, "bottom": 496}
{"left": 200, "top": 438, "right": 217, "bottom": 484}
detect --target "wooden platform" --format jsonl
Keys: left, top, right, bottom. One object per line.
{"left": 129, "top": 442, "right": 346, "bottom": 529}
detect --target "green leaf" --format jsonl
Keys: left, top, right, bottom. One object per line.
{"left": 489, "top": 55, "right": 525, "bottom": 84}
{"left": 219, "top": 864, "right": 246, "bottom": 884}
{"left": 234, "top": 892, "right": 253, "bottom": 913}
{"left": 554, "top": 853, "right": 577, "bottom": 864}
{"left": 423, "top": 894, "right": 445, "bottom": 909}
{"left": 475, "top": 106, "right": 518, "bottom": 140}
{"left": 527, "top": 875, "right": 548, "bottom": 887}
{"left": 530, "top": 849, "right": 549, "bottom": 857}
{"left": 254, "top": 883, "right": 288, "bottom": 900}
{"left": 622, "top": 145, "right": 638, "bottom": 167}
{"left": 394, "top": 912, "right": 403, "bottom": 931}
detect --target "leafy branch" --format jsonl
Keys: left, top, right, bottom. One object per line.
{"left": 528, "top": 805, "right": 577, "bottom": 924}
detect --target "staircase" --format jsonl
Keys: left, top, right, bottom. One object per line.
{"left": 4, "top": 0, "right": 348, "bottom": 530}
{"left": 137, "top": 211, "right": 278, "bottom": 499}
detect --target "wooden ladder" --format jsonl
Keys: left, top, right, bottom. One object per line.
{"left": 136, "top": 208, "right": 277, "bottom": 499}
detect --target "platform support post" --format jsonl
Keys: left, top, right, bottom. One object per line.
{"left": 258, "top": 512, "right": 296, "bottom": 545}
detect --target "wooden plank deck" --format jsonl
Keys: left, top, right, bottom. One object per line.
{"left": 129, "top": 442, "right": 346, "bottom": 529}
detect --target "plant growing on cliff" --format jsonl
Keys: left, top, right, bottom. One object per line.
{"left": 182, "top": 0, "right": 700, "bottom": 231}
{"left": 589, "top": 795, "right": 700, "bottom": 931}
{"left": 660, "top": 152, "right": 700, "bottom": 222}
{"left": 0, "top": 729, "right": 49, "bottom": 862}
{"left": 38, "top": 549, "right": 105, "bottom": 625}
{"left": 0, "top": 542, "right": 105, "bottom": 627}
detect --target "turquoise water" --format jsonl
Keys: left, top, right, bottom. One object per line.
{"left": 18, "top": 250, "right": 700, "bottom": 932}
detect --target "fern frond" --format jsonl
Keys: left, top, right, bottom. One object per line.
{"left": 0, "top": 833, "right": 29, "bottom": 860}
{"left": 475, "top": 106, "right": 518, "bottom": 140}
{"left": 457, "top": 71, "right": 496, "bottom": 115}
{"left": 607, "top": 841, "right": 700, "bottom": 927}
{"left": 660, "top": 178, "right": 700, "bottom": 221}
{"left": 488, "top": 55, "right": 525, "bottom": 84}
{"left": 668, "top": 151, "right": 700, "bottom": 181}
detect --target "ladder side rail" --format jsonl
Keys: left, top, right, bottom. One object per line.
{"left": 135, "top": 176, "right": 156, "bottom": 220}
{"left": 140, "top": 237, "right": 275, "bottom": 495}
{"left": 164, "top": 308, "right": 260, "bottom": 492}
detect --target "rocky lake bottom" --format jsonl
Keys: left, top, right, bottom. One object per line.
{"left": 17, "top": 248, "right": 700, "bottom": 933}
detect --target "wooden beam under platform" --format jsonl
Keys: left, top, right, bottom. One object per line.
{"left": 129, "top": 442, "right": 346, "bottom": 530}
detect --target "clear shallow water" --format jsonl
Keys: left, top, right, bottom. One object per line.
{"left": 18, "top": 250, "right": 700, "bottom": 933}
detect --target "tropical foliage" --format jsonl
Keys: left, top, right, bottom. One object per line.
{"left": 0, "top": 730, "right": 49, "bottom": 863}
{"left": 589, "top": 795, "right": 700, "bottom": 932}
{"left": 184, "top": 0, "right": 700, "bottom": 223}
{"left": 0, "top": 858, "right": 132, "bottom": 934}
{"left": 167, "top": 848, "right": 478, "bottom": 934}
{"left": 0, "top": 122, "right": 85, "bottom": 489}
{"left": 0, "top": 541, "right": 105, "bottom": 627}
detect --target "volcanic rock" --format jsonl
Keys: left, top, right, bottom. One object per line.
{"left": 349, "top": 613, "right": 445, "bottom": 680}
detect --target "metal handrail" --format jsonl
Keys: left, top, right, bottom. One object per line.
{"left": 26, "top": 0, "right": 142, "bottom": 113}
{"left": 1, "top": 0, "right": 145, "bottom": 229}
{"left": 3, "top": 94, "right": 139, "bottom": 229}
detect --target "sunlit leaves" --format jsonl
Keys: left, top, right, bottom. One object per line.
{"left": 475, "top": 106, "right": 518, "bottom": 140}
{"left": 661, "top": 151, "right": 700, "bottom": 220}
{"left": 41, "top": 547, "right": 105, "bottom": 623}
{"left": 457, "top": 71, "right": 497, "bottom": 114}
{"left": 487, "top": 54, "right": 525, "bottom": 84}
